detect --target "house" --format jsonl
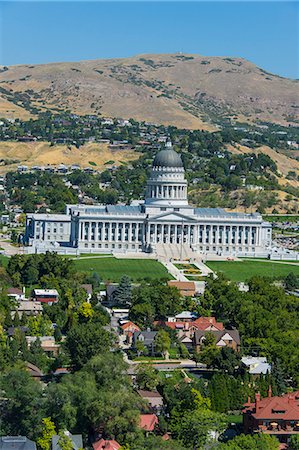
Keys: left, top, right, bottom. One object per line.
{"left": 0, "top": 437, "right": 36, "bottom": 450}
{"left": 137, "top": 390, "right": 164, "bottom": 412}
{"left": 167, "top": 281, "right": 196, "bottom": 297}
{"left": 92, "top": 439, "right": 121, "bottom": 450}
{"left": 120, "top": 321, "right": 140, "bottom": 344}
{"left": 81, "top": 284, "right": 93, "bottom": 301}
{"left": 26, "top": 336, "right": 61, "bottom": 357}
{"left": 194, "top": 329, "right": 240, "bottom": 352}
{"left": 243, "top": 389, "right": 299, "bottom": 444}
{"left": 155, "top": 316, "right": 224, "bottom": 341}
{"left": 169, "top": 310, "right": 198, "bottom": 322}
{"left": 241, "top": 357, "right": 271, "bottom": 376}
{"left": 52, "top": 432, "right": 83, "bottom": 450}
{"left": 139, "top": 414, "right": 159, "bottom": 432}
{"left": 25, "top": 362, "right": 44, "bottom": 380}
{"left": 14, "top": 300, "right": 43, "bottom": 318}
{"left": 33, "top": 289, "right": 59, "bottom": 304}
{"left": 132, "top": 330, "right": 157, "bottom": 355}
{"left": 7, "top": 287, "right": 25, "bottom": 301}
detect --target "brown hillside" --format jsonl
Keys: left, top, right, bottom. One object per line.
{"left": 0, "top": 141, "right": 139, "bottom": 174}
{"left": 0, "top": 53, "right": 298, "bottom": 128}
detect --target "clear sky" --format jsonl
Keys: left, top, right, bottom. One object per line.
{"left": 1, "top": 1, "right": 298, "bottom": 79}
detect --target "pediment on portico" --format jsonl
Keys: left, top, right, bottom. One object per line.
{"left": 149, "top": 211, "right": 196, "bottom": 222}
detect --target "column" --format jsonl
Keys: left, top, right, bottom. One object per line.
{"left": 229, "top": 226, "right": 233, "bottom": 247}
{"left": 87, "top": 222, "right": 91, "bottom": 242}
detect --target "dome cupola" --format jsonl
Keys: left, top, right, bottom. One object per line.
{"left": 153, "top": 141, "right": 183, "bottom": 169}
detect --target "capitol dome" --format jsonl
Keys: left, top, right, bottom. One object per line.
{"left": 153, "top": 142, "right": 183, "bottom": 168}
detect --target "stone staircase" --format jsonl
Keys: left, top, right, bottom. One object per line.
{"left": 155, "top": 243, "right": 195, "bottom": 261}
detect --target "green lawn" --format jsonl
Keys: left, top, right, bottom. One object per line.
{"left": 206, "top": 260, "right": 299, "bottom": 282}
{"left": 0, "top": 254, "right": 8, "bottom": 267}
{"left": 73, "top": 257, "right": 171, "bottom": 282}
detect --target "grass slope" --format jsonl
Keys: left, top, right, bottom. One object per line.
{"left": 206, "top": 259, "right": 299, "bottom": 282}
{"left": 0, "top": 254, "right": 8, "bottom": 267}
{"left": 73, "top": 256, "right": 171, "bottom": 282}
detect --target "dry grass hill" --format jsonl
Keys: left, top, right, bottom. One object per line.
{"left": 0, "top": 141, "right": 138, "bottom": 175}
{"left": 0, "top": 53, "right": 298, "bottom": 128}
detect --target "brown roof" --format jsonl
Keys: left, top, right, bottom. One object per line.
{"left": 139, "top": 414, "right": 159, "bottom": 431}
{"left": 244, "top": 392, "right": 299, "bottom": 421}
{"left": 137, "top": 390, "right": 163, "bottom": 399}
{"left": 81, "top": 284, "right": 93, "bottom": 295}
{"left": 194, "top": 329, "right": 240, "bottom": 346}
{"left": 93, "top": 439, "right": 120, "bottom": 450}
{"left": 168, "top": 281, "right": 195, "bottom": 291}
{"left": 7, "top": 287, "right": 23, "bottom": 295}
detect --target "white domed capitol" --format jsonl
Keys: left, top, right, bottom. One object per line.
{"left": 25, "top": 142, "right": 272, "bottom": 258}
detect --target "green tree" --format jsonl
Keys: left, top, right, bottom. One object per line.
{"left": 113, "top": 275, "right": 132, "bottom": 306}
{"left": 37, "top": 418, "right": 56, "bottom": 450}
{"left": 290, "top": 435, "right": 299, "bottom": 450}
{"left": 57, "top": 431, "right": 73, "bottom": 450}
{"left": 64, "top": 323, "right": 112, "bottom": 370}
{"left": 155, "top": 330, "right": 171, "bottom": 359}
{"left": 136, "top": 364, "right": 159, "bottom": 391}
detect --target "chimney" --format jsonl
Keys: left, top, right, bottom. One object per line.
{"left": 288, "top": 394, "right": 296, "bottom": 406}
{"left": 247, "top": 396, "right": 251, "bottom": 404}
{"left": 268, "top": 385, "right": 272, "bottom": 398}
{"left": 255, "top": 392, "right": 261, "bottom": 411}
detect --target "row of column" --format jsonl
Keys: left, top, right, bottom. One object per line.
{"left": 79, "top": 220, "right": 261, "bottom": 247}
{"left": 80, "top": 221, "right": 143, "bottom": 243}
{"left": 147, "top": 184, "right": 187, "bottom": 199}
{"left": 147, "top": 223, "right": 260, "bottom": 246}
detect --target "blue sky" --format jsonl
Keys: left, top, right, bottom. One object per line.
{"left": 1, "top": 1, "right": 298, "bottom": 78}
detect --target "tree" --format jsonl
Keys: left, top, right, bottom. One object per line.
{"left": 155, "top": 330, "right": 171, "bottom": 359}
{"left": 170, "top": 408, "right": 227, "bottom": 449}
{"left": 113, "top": 275, "right": 132, "bottom": 306}
{"left": 37, "top": 418, "right": 56, "bottom": 450}
{"left": 136, "top": 364, "right": 159, "bottom": 391}
{"left": 57, "top": 431, "right": 73, "bottom": 450}
{"left": 209, "top": 347, "right": 241, "bottom": 374}
{"left": 284, "top": 272, "right": 299, "bottom": 291}
{"left": 64, "top": 323, "right": 112, "bottom": 370}
{"left": 290, "top": 435, "right": 299, "bottom": 450}
{"left": 0, "top": 367, "right": 44, "bottom": 439}
{"left": 218, "top": 433, "right": 279, "bottom": 449}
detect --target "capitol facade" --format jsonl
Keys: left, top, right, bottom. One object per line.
{"left": 25, "top": 142, "right": 272, "bottom": 257}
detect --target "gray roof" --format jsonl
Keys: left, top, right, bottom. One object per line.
{"left": 153, "top": 149, "right": 183, "bottom": 168}
{"left": 52, "top": 434, "right": 83, "bottom": 450}
{"left": 133, "top": 330, "right": 157, "bottom": 346}
{"left": 0, "top": 437, "right": 36, "bottom": 450}
{"left": 194, "top": 207, "right": 261, "bottom": 219}
{"left": 194, "top": 329, "right": 240, "bottom": 346}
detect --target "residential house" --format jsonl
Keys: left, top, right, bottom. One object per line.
{"left": 7, "top": 287, "right": 26, "bottom": 301}
{"left": 137, "top": 390, "right": 164, "bottom": 413}
{"left": 167, "top": 281, "right": 196, "bottom": 297}
{"left": 120, "top": 321, "right": 140, "bottom": 344}
{"left": 14, "top": 300, "right": 43, "bottom": 318}
{"left": 92, "top": 439, "right": 121, "bottom": 450}
{"left": 26, "top": 336, "right": 61, "bottom": 357}
{"left": 33, "top": 289, "right": 59, "bottom": 304}
{"left": 132, "top": 330, "right": 157, "bottom": 355}
{"left": 25, "top": 362, "right": 44, "bottom": 380}
{"left": 194, "top": 329, "right": 240, "bottom": 352}
{"left": 243, "top": 389, "right": 299, "bottom": 445}
{"left": 52, "top": 432, "right": 83, "bottom": 450}
{"left": 241, "top": 357, "right": 271, "bottom": 376}
{"left": 139, "top": 414, "right": 159, "bottom": 432}
{"left": 154, "top": 316, "right": 224, "bottom": 345}
{"left": 0, "top": 437, "right": 36, "bottom": 450}
{"left": 81, "top": 284, "right": 93, "bottom": 301}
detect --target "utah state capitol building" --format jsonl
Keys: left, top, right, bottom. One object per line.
{"left": 25, "top": 142, "right": 272, "bottom": 257}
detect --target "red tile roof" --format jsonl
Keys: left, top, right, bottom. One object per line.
{"left": 92, "top": 439, "right": 121, "bottom": 450}
{"left": 154, "top": 316, "right": 224, "bottom": 332}
{"left": 121, "top": 321, "right": 140, "bottom": 332}
{"left": 139, "top": 414, "right": 159, "bottom": 431}
{"left": 244, "top": 391, "right": 299, "bottom": 421}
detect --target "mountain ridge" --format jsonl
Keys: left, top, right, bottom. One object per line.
{"left": 0, "top": 53, "right": 298, "bottom": 128}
